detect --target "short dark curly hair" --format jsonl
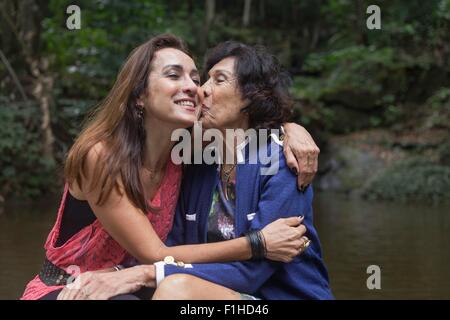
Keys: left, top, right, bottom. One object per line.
{"left": 204, "top": 41, "right": 293, "bottom": 130}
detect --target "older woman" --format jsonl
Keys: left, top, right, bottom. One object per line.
{"left": 149, "top": 41, "right": 333, "bottom": 300}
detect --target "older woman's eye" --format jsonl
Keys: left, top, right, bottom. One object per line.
{"left": 215, "top": 76, "right": 226, "bottom": 84}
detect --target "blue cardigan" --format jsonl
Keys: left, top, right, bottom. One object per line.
{"left": 165, "top": 140, "right": 334, "bottom": 300}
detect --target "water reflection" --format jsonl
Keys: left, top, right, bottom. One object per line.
{"left": 0, "top": 191, "right": 449, "bottom": 299}
{"left": 314, "top": 192, "right": 450, "bottom": 299}
{"left": 0, "top": 197, "right": 59, "bottom": 300}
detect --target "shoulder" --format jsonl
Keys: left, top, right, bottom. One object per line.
{"left": 70, "top": 141, "right": 110, "bottom": 196}
{"left": 259, "top": 141, "right": 314, "bottom": 203}
{"left": 257, "top": 138, "right": 290, "bottom": 176}
{"left": 257, "top": 139, "right": 312, "bottom": 194}
{"left": 85, "top": 141, "right": 107, "bottom": 165}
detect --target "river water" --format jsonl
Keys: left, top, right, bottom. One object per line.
{"left": 1, "top": 191, "right": 449, "bottom": 299}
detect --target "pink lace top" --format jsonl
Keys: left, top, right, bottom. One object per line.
{"left": 21, "top": 160, "right": 181, "bottom": 300}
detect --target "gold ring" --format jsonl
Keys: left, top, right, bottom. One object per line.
{"left": 304, "top": 240, "right": 311, "bottom": 248}
{"left": 300, "top": 240, "right": 310, "bottom": 251}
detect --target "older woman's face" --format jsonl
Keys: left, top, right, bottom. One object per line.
{"left": 199, "top": 57, "right": 249, "bottom": 130}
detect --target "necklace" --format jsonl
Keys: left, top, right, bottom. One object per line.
{"left": 143, "top": 161, "right": 167, "bottom": 180}
{"left": 221, "top": 164, "right": 237, "bottom": 201}
{"left": 222, "top": 164, "right": 237, "bottom": 178}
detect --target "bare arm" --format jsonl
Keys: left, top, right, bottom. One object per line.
{"left": 78, "top": 144, "right": 305, "bottom": 265}
{"left": 163, "top": 215, "right": 304, "bottom": 263}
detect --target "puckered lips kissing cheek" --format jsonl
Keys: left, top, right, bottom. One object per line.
{"left": 201, "top": 102, "right": 214, "bottom": 120}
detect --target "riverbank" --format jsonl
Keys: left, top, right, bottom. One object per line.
{"left": 316, "top": 127, "right": 450, "bottom": 202}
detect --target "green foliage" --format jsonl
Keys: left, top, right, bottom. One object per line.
{"left": 1, "top": 0, "right": 449, "bottom": 201}
{"left": 423, "top": 87, "right": 450, "bottom": 129}
{"left": 0, "top": 97, "right": 95, "bottom": 198}
{"left": 363, "top": 158, "right": 450, "bottom": 201}
{"left": 42, "top": 0, "right": 168, "bottom": 99}
{"left": 293, "top": 45, "right": 404, "bottom": 105}
{"left": 291, "top": 44, "right": 445, "bottom": 132}
{"left": 289, "top": 0, "right": 449, "bottom": 133}
{"left": 0, "top": 100, "right": 57, "bottom": 198}
{"left": 438, "top": 138, "right": 450, "bottom": 166}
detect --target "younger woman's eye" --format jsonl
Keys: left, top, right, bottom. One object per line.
{"left": 192, "top": 79, "right": 200, "bottom": 86}
{"left": 168, "top": 73, "right": 180, "bottom": 79}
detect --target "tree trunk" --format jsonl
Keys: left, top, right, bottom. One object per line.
{"left": 31, "top": 59, "right": 55, "bottom": 161}
{"left": 17, "top": 0, "right": 55, "bottom": 162}
{"left": 355, "top": 0, "right": 368, "bottom": 45}
{"left": 259, "top": 0, "right": 265, "bottom": 23}
{"left": 201, "top": 0, "right": 215, "bottom": 52}
{"left": 243, "top": 0, "right": 252, "bottom": 27}
{"left": 310, "top": 22, "right": 321, "bottom": 51}
{"left": 0, "top": 49, "right": 28, "bottom": 101}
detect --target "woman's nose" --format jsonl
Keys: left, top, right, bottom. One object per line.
{"left": 200, "top": 82, "right": 211, "bottom": 98}
{"left": 183, "top": 79, "right": 198, "bottom": 97}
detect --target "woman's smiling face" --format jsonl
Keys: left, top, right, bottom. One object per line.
{"left": 199, "top": 57, "right": 249, "bottom": 131}
{"left": 139, "top": 47, "right": 201, "bottom": 127}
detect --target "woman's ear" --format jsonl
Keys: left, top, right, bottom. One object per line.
{"left": 240, "top": 98, "right": 251, "bottom": 113}
{"left": 136, "top": 96, "right": 145, "bottom": 108}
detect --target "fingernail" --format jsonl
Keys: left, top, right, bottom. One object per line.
{"left": 298, "top": 215, "right": 304, "bottom": 220}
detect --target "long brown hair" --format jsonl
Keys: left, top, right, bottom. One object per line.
{"left": 64, "top": 34, "right": 191, "bottom": 213}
